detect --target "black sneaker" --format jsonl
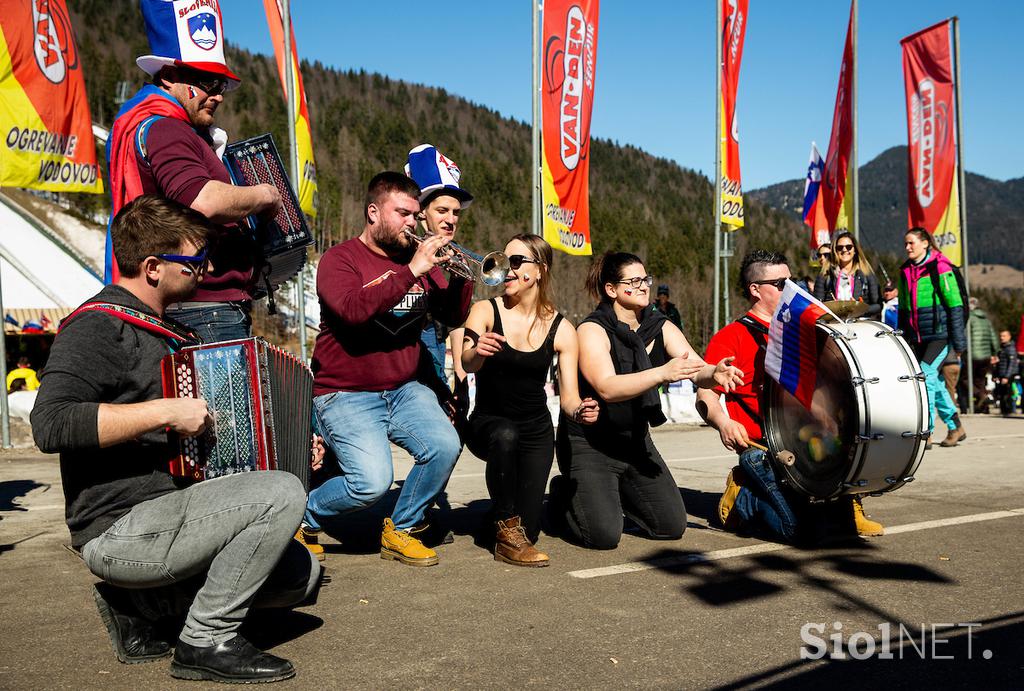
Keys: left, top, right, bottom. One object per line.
{"left": 409, "top": 515, "right": 455, "bottom": 547}
{"left": 93, "top": 583, "right": 172, "bottom": 664}
{"left": 171, "top": 635, "right": 295, "bottom": 683}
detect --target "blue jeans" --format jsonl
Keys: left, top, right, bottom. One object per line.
{"left": 305, "top": 380, "right": 461, "bottom": 531}
{"left": 733, "top": 447, "right": 798, "bottom": 542}
{"left": 165, "top": 302, "right": 252, "bottom": 343}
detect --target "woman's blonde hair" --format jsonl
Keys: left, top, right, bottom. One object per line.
{"left": 509, "top": 233, "right": 556, "bottom": 324}
{"left": 821, "top": 230, "right": 873, "bottom": 276}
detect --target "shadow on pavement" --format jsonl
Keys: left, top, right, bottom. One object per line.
{"left": 242, "top": 609, "right": 324, "bottom": 649}
{"left": 639, "top": 544, "right": 953, "bottom": 622}
{"left": 0, "top": 479, "right": 48, "bottom": 513}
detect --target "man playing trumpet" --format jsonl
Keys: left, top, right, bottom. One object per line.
{"left": 301, "top": 172, "right": 472, "bottom": 566}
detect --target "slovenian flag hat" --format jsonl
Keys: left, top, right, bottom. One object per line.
{"left": 136, "top": 0, "right": 241, "bottom": 89}
{"left": 405, "top": 144, "right": 474, "bottom": 208}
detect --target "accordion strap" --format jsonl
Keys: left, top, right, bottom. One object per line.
{"left": 60, "top": 302, "right": 199, "bottom": 350}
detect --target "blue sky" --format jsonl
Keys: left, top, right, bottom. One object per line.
{"left": 219, "top": 1, "right": 1021, "bottom": 189}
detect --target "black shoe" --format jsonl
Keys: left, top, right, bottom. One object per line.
{"left": 409, "top": 518, "right": 455, "bottom": 547}
{"left": 93, "top": 583, "right": 172, "bottom": 664}
{"left": 171, "top": 635, "right": 295, "bottom": 683}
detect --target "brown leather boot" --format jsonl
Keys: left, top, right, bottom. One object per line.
{"left": 939, "top": 425, "right": 966, "bottom": 447}
{"left": 495, "top": 516, "right": 549, "bottom": 568}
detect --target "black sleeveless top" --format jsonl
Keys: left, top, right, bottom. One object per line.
{"left": 567, "top": 303, "right": 669, "bottom": 441}
{"left": 472, "top": 299, "right": 563, "bottom": 422}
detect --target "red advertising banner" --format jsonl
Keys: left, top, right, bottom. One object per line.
{"left": 822, "top": 3, "right": 854, "bottom": 231}
{"left": 0, "top": 0, "right": 102, "bottom": 192}
{"left": 542, "top": 0, "right": 599, "bottom": 255}
{"left": 719, "top": 0, "right": 747, "bottom": 229}
{"left": 901, "top": 20, "right": 961, "bottom": 264}
{"left": 264, "top": 0, "right": 318, "bottom": 218}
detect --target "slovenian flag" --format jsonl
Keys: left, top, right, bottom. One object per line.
{"left": 764, "top": 280, "right": 837, "bottom": 409}
{"left": 802, "top": 142, "right": 830, "bottom": 249}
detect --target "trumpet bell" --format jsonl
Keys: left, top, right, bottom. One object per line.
{"left": 479, "top": 252, "right": 510, "bottom": 287}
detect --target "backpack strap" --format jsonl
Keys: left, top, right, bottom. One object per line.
{"left": 134, "top": 115, "right": 165, "bottom": 165}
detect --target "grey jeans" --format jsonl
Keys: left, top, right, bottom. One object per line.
{"left": 82, "top": 471, "right": 318, "bottom": 647}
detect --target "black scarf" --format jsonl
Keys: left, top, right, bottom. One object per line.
{"left": 583, "top": 301, "right": 668, "bottom": 429}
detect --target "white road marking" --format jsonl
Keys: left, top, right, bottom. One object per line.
{"left": 567, "top": 506, "right": 1024, "bottom": 579}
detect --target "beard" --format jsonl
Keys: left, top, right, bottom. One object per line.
{"left": 372, "top": 218, "right": 415, "bottom": 262}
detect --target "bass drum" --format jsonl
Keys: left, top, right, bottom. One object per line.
{"left": 763, "top": 319, "right": 928, "bottom": 499}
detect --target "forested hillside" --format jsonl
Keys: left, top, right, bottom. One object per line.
{"left": 69, "top": 1, "right": 826, "bottom": 347}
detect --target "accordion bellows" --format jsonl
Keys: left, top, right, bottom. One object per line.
{"left": 161, "top": 338, "right": 313, "bottom": 490}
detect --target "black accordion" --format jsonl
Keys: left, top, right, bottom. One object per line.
{"left": 223, "top": 134, "right": 313, "bottom": 294}
{"left": 161, "top": 338, "right": 313, "bottom": 489}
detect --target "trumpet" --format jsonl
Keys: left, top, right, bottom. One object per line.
{"left": 403, "top": 229, "right": 510, "bottom": 286}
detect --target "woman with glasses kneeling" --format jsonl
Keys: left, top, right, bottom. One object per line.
{"left": 462, "top": 235, "right": 599, "bottom": 567}
{"left": 812, "top": 231, "right": 881, "bottom": 317}
{"left": 549, "top": 252, "right": 744, "bottom": 550}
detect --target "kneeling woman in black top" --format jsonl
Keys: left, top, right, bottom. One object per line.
{"left": 551, "top": 252, "right": 743, "bottom": 550}
{"left": 462, "top": 234, "right": 598, "bottom": 567}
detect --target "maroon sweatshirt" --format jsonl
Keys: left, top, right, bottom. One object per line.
{"left": 140, "top": 118, "right": 258, "bottom": 302}
{"left": 311, "top": 236, "right": 473, "bottom": 394}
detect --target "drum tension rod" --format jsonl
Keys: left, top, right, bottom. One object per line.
{"left": 843, "top": 480, "right": 869, "bottom": 488}
{"left": 855, "top": 433, "right": 885, "bottom": 442}
{"left": 851, "top": 376, "right": 880, "bottom": 386}
{"left": 899, "top": 373, "right": 927, "bottom": 381}
{"left": 828, "top": 332, "right": 858, "bottom": 341}
{"left": 901, "top": 431, "right": 929, "bottom": 439}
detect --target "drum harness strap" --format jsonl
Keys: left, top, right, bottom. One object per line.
{"left": 735, "top": 314, "right": 769, "bottom": 437}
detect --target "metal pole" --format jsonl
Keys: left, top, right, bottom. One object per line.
{"left": 282, "top": 0, "right": 308, "bottom": 361}
{"left": 0, "top": 261, "right": 11, "bottom": 448}
{"left": 714, "top": 0, "right": 723, "bottom": 329}
{"left": 850, "top": 0, "right": 859, "bottom": 240}
{"left": 952, "top": 17, "right": 973, "bottom": 415}
{"left": 532, "top": 0, "right": 542, "bottom": 236}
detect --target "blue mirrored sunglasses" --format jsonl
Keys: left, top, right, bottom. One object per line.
{"left": 156, "top": 246, "right": 209, "bottom": 276}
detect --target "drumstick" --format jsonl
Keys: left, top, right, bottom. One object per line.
{"left": 746, "top": 440, "right": 796, "bottom": 466}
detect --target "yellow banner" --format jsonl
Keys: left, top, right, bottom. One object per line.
{"left": 264, "top": 0, "right": 318, "bottom": 218}
{"left": 0, "top": 3, "right": 102, "bottom": 193}
{"left": 933, "top": 171, "right": 962, "bottom": 265}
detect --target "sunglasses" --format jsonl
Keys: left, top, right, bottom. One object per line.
{"left": 508, "top": 254, "right": 540, "bottom": 271}
{"left": 178, "top": 69, "right": 228, "bottom": 96}
{"left": 616, "top": 275, "right": 654, "bottom": 290}
{"left": 836, "top": 244, "right": 856, "bottom": 253}
{"left": 157, "top": 246, "right": 209, "bottom": 277}
{"left": 751, "top": 278, "right": 788, "bottom": 291}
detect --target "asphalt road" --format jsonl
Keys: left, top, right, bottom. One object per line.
{"left": 1, "top": 414, "right": 1022, "bottom": 689}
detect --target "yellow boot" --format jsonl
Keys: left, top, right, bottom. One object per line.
{"left": 294, "top": 525, "right": 325, "bottom": 561}
{"left": 381, "top": 518, "right": 439, "bottom": 567}
{"left": 718, "top": 467, "right": 745, "bottom": 531}
{"left": 852, "top": 497, "right": 884, "bottom": 537}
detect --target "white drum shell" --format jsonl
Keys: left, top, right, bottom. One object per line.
{"left": 765, "top": 319, "right": 928, "bottom": 499}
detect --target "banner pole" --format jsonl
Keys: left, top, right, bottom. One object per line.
{"left": 0, "top": 263, "right": 11, "bottom": 449}
{"left": 282, "top": 0, "right": 308, "bottom": 361}
{"left": 532, "top": 0, "right": 542, "bottom": 237}
{"left": 713, "top": 0, "right": 722, "bottom": 332}
{"left": 952, "top": 16, "right": 973, "bottom": 415}
{"left": 850, "top": 0, "right": 859, "bottom": 241}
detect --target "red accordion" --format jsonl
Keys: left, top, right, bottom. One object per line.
{"left": 161, "top": 338, "right": 313, "bottom": 489}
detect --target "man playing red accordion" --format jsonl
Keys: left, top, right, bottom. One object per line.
{"left": 32, "top": 196, "right": 320, "bottom": 684}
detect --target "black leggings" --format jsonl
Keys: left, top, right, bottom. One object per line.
{"left": 467, "top": 412, "right": 555, "bottom": 543}
{"left": 553, "top": 426, "right": 687, "bottom": 550}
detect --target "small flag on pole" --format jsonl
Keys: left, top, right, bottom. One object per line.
{"left": 764, "top": 280, "right": 839, "bottom": 409}
{"left": 802, "top": 142, "right": 830, "bottom": 249}
{"left": 4, "top": 314, "right": 20, "bottom": 327}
